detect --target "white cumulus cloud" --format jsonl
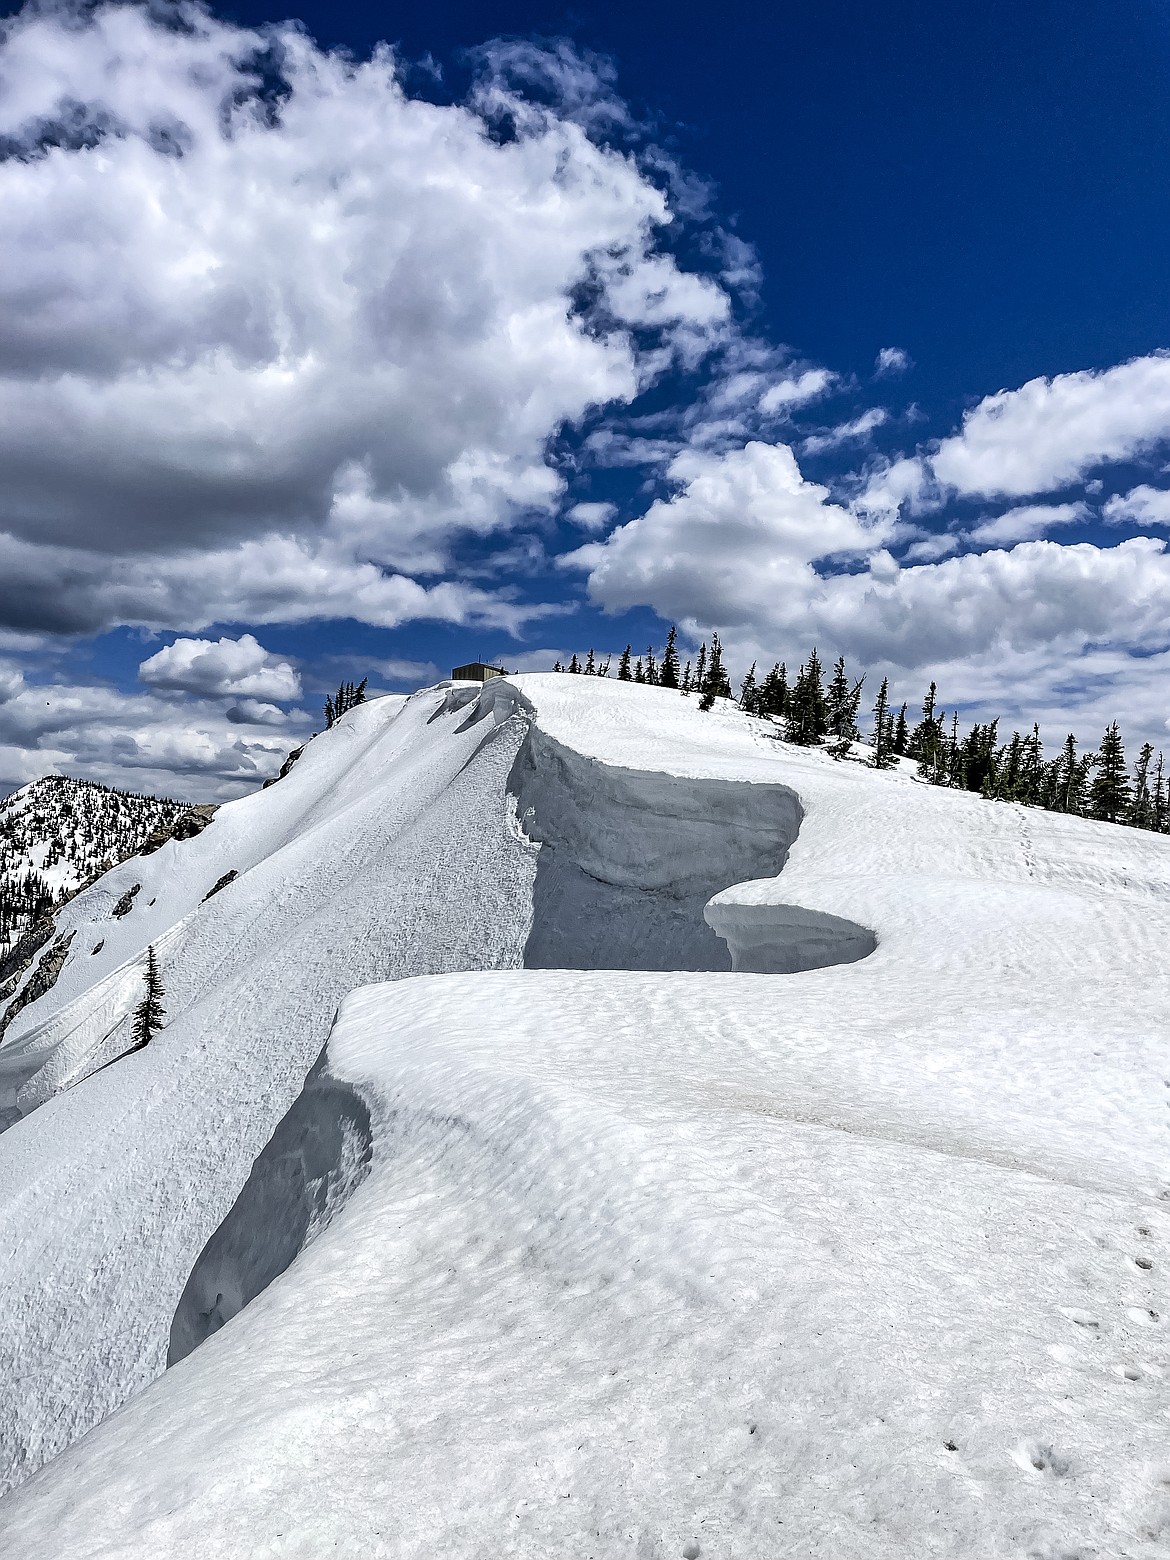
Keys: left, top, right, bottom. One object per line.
{"left": 0, "top": 676, "right": 299, "bottom": 800}
{"left": 965, "top": 502, "right": 1087, "bottom": 546}
{"left": 857, "top": 352, "right": 1170, "bottom": 520}
{"left": 801, "top": 407, "right": 888, "bottom": 457}
{"left": 566, "top": 502, "right": 617, "bottom": 532}
{"left": 567, "top": 440, "right": 883, "bottom": 626}
{"left": 758, "top": 368, "right": 836, "bottom": 415}
{"left": 1102, "top": 484, "right": 1170, "bottom": 527}
{"left": 874, "top": 347, "right": 911, "bottom": 378}
{"left": 931, "top": 353, "right": 1170, "bottom": 500}
{"left": 0, "top": 3, "right": 731, "bottom": 636}
{"left": 138, "top": 634, "right": 301, "bottom": 701}
{"left": 566, "top": 433, "right": 1170, "bottom": 740}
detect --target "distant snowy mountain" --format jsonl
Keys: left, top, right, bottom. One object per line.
{"left": 0, "top": 776, "right": 189, "bottom": 955}
{"left": 0, "top": 678, "right": 1166, "bottom": 1559}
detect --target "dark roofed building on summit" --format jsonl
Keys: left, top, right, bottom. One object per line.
{"left": 452, "top": 662, "right": 507, "bottom": 682}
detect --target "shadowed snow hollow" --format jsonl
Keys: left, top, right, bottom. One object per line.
{"left": 168, "top": 1049, "right": 372, "bottom": 1367}
{"left": 509, "top": 729, "right": 860, "bottom": 972}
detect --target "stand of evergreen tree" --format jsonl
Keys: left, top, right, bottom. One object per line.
{"left": 324, "top": 677, "right": 368, "bottom": 729}
{"left": 825, "top": 656, "right": 865, "bottom": 756}
{"left": 546, "top": 631, "right": 1170, "bottom": 836}
{"left": 784, "top": 650, "right": 829, "bottom": 744}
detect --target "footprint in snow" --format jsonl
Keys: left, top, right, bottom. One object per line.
{"left": 1013, "top": 1440, "right": 1071, "bottom": 1477}
{"left": 1126, "top": 1307, "right": 1160, "bottom": 1326}
{"left": 1059, "top": 1307, "right": 1100, "bottom": 1329}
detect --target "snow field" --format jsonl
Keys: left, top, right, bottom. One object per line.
{"left": 0, "top": 673, "right": 1166, "bottom": 1556}
{"left": 2, "top": 969, "right": 1166, "bottom": 1557}
{"left": 0, "top": 684, "right": 540, "bottom": 1490}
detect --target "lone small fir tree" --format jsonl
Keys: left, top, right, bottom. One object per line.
{"left": 131, "top": 944, "right": 165, "bottom": 1049}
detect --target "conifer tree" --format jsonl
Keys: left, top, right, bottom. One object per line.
{"left": 598, "top": 657, "right": 611, "bottom": 678}
{"left": 825, "top": 656, "right": 864, "bottom": 749}
{"left": 908, "top": 681, "right": 941, "bottom": 763}
{"left": 870, "top": 677, "right": 896, "bottom": 768}
{"left": 617, "top": 645, "right": 632, "bottom": 681}
{"left": 786, "top": 649, "right": 828, "bottom": 745}
{"left": 680, "top": 660, "right": 692, "bottom": 694}
{"left": 1052, "top": 734, "right": 1088, "bottom": 815}
{"left": 584, "top": 648, "right": 596, "bottom": 676}
{"left": 568, "top": 653, "right": 581, "bottom": 674}
{"left": 131, "top": 944, "right": 165, "bottom": 1049}
{"left": 705, "top": 633, "right": 732, "bottom": 700}
{"left": 758, "top": 662, "right": 789, "bottom": 720}
{"left": 946, "top": 711, "right": 963, "bottom": 788}
{"left": 1018, "top": 725, "right": 1043, "bottom": 807}
{"left": 552, "top": 660, "right": 564, "bottom": 673}
{"left": 961, "top": 720, "right": 999, "bottom": 797}
{"left": 645, "top": 646, "right": 658, "bottom": 685}
{"left": 1128, "top": 742, "right": 1155, "bottom": 829}
{"left": 825, "top": 656, "right": 851, "bottom": 739}
{"left": 1089, "top": 723, "right": 1130, "bottom": 823}
{"left": 694, "top": 642, "right": 707, "bottom": 694}
{"left": 660, "top": 626, "right": 680, "bottom": 690}
{"left": 997, "top": 731, "right": 1024, "bottom": 800}
{"left": 893, "top": 703, "right": 909, "bottom": 757}
{"left": 1153, "top": 752, "right": 1168, "bottom": 832}
{"left": 739, "top": 663, "right": 758, "bottom": 714}
{"left": 633, "top": 658, "right": 645, "bottom": 684}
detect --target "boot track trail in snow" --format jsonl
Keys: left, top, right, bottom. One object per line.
{"left": 0, "top": 675, "right": 1166, "bottom": 1558}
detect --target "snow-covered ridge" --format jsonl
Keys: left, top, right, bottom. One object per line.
{"left": 0, "top": 676, "right": 1166, "bottom": 1558}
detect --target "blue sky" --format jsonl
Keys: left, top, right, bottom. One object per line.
{"left": 3, "top": 0, "right": 1170, "bottom": 797}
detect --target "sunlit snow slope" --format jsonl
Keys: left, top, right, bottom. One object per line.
{"left": 0, "top": 675, "right": 1167, "bottom": 1559}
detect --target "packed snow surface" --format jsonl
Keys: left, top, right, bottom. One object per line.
{"left": 0, "top": 676, "right": 1167, "bottom": 1558}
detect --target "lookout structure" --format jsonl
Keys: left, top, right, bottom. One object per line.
{"left": 452, "top": 662, "right": 507, "bottom": 682}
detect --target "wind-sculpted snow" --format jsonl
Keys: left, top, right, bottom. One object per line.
{"left": 0, "top": 685, "right": 541, "bottom": 1493}
{"left": 168, "top": 1049, "right": 372, "bottom": 1367}
{"left": 704, "top": 897, "right": 876, "bottom": 972}
{"left": 1, "top": 676, "right": 1168, "bottom": 1559}
{"left": 161, "top": 715, "right": 856, "bottom": 1373}
{"left": 0, "top": 675, "right": 850, "bottom": 1498}
{"left": 511, "top": 729, "right": 809, "bottom": 971}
